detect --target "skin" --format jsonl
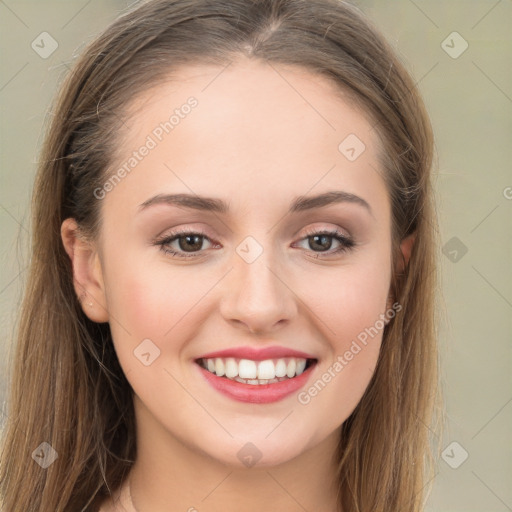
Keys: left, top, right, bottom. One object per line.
{"left": 62, "top": 57, "right": 414, "bottom": 512}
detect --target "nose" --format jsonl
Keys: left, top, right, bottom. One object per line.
{"left": 219, "top": 249, "right": 298, "bottom": 335}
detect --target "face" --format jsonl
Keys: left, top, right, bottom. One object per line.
{"left": 67, "top": 57, "right": 402, "bottom": 469}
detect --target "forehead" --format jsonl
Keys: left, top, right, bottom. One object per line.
{"left": 102, "top": 57, "right": 389, "bottom": 223}
{"left": 121, "top": 56, "right": 380, "bottom": 150}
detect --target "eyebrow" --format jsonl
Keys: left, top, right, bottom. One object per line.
{"left": 138, "top": 190, "right": 373, "bottom": 217}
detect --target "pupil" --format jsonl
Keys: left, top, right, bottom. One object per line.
{"left": 311, "top": 235, "right": 331, "bottom": 251}
{"left": 180, "top": 235, "right": 202, "bottom": 252}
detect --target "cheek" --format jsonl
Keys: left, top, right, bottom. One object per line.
{"left": 105, "top": 269, "right": 168, "bottom": 338}
{"left": 297, "top": 260, "right": 390, "bottom": 426}
{"left": 103, "top": 249, "right": 200, "bottom": 336}
{"left": 302, "top": 257, "right": 391, "bottom": 343}
{"left": 296, "top": 255, "right": 389, "bottom": 402}
{"left": 298, "top": 283, "right": 387, "bottom": 435}
{"left": 103, "top": 254, "right": 220, "bottom": 384}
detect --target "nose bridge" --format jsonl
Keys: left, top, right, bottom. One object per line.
{"left": 219, "top": 236, "right": 297, "bottom": 333}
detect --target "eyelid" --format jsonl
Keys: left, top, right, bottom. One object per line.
{"left": 153, "top": 223, "right": 356, "bottom": 259}
{"left": 154, "top": 225, "right": 216, "bottom": 244}
{"left": 301, "top": 223, "right": 352, "bottom": 239}
{"left": 153, "top": 226, "right": 218, "bottom": 259}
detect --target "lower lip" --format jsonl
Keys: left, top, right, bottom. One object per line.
{"left": 196, "top": 362, "right": 316, "bottom": 404}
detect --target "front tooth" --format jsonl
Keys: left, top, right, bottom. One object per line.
{"left": 225, "top": 358, "right": 238, "bottom": 378}
{"left": 286, "top": 358, "right": 296, "bottom": 378}
{"left": 215, "top": 358, "right": 225, "bottom": 377}
{"left": 238, "top": 359, "right": 257, "bottom": 379}
{"left": 275, "top": 359, "right": 287, "bottom": 377}
{"left": 296, "top": 359, "right": 307, "bottom": 376}
{"left": 207, "top": 359, "right": 215, "bottom": 372}
{"left": 257, "top": 360, "right": 276, "bottom": 380}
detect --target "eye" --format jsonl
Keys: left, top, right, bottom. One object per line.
{"left": 154, "top": 228, "right": 216, "bottom": 259}
{"left": 293, "top": 228, "right": 355, "bottom": 257}
{"left": 154, "top": 227, "right": 356, "bottom": 259}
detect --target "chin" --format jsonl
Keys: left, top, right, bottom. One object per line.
{"left": 202, "top": 431, "right": 316, "bottom": 470}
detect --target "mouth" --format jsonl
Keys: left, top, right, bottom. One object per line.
{"left": 196, "top": 356, "right": 317, "bottom": 385}
{"left": 194, "top": 355, "right": 318, "bottom": 404}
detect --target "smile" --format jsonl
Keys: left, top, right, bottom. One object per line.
{"left": 194, "top": 346, "right": 318, "bottom": 404}
{"left": 197, "top": 357, "right": 315, "bottom": 385}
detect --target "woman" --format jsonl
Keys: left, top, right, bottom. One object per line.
{"left": 0, "top": 0, "right": 442, "bottom": 510}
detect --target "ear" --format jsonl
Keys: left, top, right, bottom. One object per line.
{"left": 61, "top": 218, "right": 109, "bottom": 323}
{"left": 385, "top": 232, "right": 416, "bottom": 313}
{"left": 398, "top": 232, "right": 416, "bottom": 274}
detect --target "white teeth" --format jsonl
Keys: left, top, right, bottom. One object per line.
{"left": 225, "top": 358, "right": 238, "bottom": 378}
{"left": 257, "top": 360, "right": 275, "bottom": 380}
{"left": 215, "top": 358, "right": 225, "bottom": 377}
{"left": 296, "top": 359, "right": 307, "bottom": 376}
{"left": 239, "top": 359, "right": 257, "bottom": 379}
{"left": 201, "top": 356, "right": 313, "bottom": 383}
{"left": 275, "top": 359, "right": 287, "bottom": 378}
{"left": 286, "top": 359, "right": 296, "bottom": 378}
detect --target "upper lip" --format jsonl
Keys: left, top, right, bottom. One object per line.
{"left": 197, "top": 346, "right": 317, "bottom": 361}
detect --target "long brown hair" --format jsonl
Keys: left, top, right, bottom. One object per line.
{"left": 0, "top": 1, "right": 443, "bottom": 510}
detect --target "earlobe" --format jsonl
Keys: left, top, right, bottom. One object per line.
{"left": 60, "top": 218, "right": 109, "bottom": 323}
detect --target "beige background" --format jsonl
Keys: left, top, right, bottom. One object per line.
{"left": 1, "top": 1, "right": 510, "bottom": 510}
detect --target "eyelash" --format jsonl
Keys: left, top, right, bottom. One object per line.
{"left": 154, "top": 227, "right": 356, "bottom": 259}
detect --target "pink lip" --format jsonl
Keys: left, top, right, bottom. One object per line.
{"left": 195, "top": 362, "right": 317, "bottom": 404}
{"left": 197, "top": 346, "right": 317, "bottom": 361}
